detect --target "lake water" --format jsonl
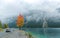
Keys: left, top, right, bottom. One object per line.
{"left": 0, "top": 28, "right": 60, "bottom": 38}
{"left": 22, "top": 28, "right": 60, "bottom": 38}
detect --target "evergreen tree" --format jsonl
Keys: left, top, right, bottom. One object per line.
{"left": 0, "top": 21, "right": 2, "bottom": 28}
{"left": 4, "top": 24, "right": 8, "bottom": 29}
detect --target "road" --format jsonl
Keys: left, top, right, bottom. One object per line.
{"left": 0, "top": 30, "right": 29, "bottom": 38}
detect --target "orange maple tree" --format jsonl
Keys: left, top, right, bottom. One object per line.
{"left": 16, "top": 14, "right": 24, "bottom": 28}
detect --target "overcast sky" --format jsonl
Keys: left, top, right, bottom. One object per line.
{"left": 0, "top": 0, "right": 60, "bottom": 23}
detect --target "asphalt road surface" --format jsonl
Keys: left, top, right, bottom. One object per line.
{"left": 0, "top": 30, "right": 28, "bottom": 38}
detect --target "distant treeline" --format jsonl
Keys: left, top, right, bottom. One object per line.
{"left": 8, "top": 19, "right": 60, "bottom": 28}
{"left": 0, "top": 21, "right": 9, "bottom": 29}
{"left": 0, "top": 18, "right": 60, "bottom": 28}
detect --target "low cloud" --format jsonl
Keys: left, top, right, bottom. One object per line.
{"left": 0, "top": 0, "right": 60, "bottom": 23}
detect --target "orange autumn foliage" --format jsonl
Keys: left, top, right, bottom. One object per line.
{"left": 16, "top": 14, "right": 24, "bottom": 28}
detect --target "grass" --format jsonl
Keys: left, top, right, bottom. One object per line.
{"left": 0, "top": 28, "right": 3, "bottom": 32}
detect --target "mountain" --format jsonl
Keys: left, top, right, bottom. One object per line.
{"left": 5, "top": 10, "right": 60, "bottom": 28}
{"left": 7, "top": 16, "right": 60, "bottom": 28}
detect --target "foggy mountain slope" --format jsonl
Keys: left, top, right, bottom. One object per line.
{"left": 3, "top": 10, "right": 60, "bottom": 28}
{"left": 7, "top": 15, "right": 60, "bottom": 28}
{"left": 48, "top": 17, "right": 60, "bottom": 28}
